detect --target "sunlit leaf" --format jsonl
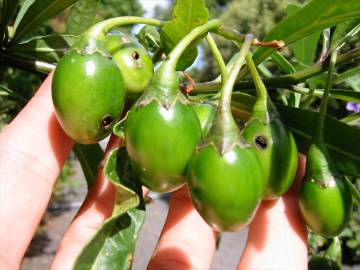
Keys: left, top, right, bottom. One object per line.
{"left": 74, "top": 147, "right": 145, "bottom": 270}
{"left": 66, "top": 0, "right": 99, "bottom": 35}
{"left": 231, "top": 95, "right": 360, "bottom": 177}
{"left": 287, "top": 4, "right": 322, "bottom": 66}
{"left": 252, "top": 0, "right": 360, "bottom": 65}
{"left": 73, "top": 143, "right": 104, "bottom": 189}
{"left": 160, "top": 0, "right": 209, "bottom": 70}
{"left": 7, "top": 35, "right": 77, "bottom": 63}
{"left": 11, "top": 0, "right": 78, "bottom": 44}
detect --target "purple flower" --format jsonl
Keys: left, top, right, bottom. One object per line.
{"left": 346, "top": 102, "right": 360, "bottom": 112}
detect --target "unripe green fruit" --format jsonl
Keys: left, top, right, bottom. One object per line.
{"left": 188, "top": 145, "right": 264, "bottom": 231}
{"left": 243, "top": 118, "right": 298, "bottom": 199}
{"left": 125, "top": 100, "right": 202, "bottom": 193}
{"left": 52, "top": 51, "right": 125, "bottom": 144}
{"left": 106, "top": 33, "right": 153, "bottom": 95}
{"left": 299, "top": 178, "right": 352, "bottom": 237}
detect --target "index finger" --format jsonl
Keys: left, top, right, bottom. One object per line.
{"left": 0, "top": 73, "right": 74, "bottom": 269}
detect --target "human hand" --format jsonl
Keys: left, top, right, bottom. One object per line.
{"left": 0, "top": 74, "right": 307, "bottom": 270}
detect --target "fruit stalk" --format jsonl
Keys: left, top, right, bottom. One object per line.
{"left": 86, "top": 16, "right": 163, "bottom": 41}
{"left": 313, "top": 51, "right": 337, "bottom": 145}
{"left": 218, "top": 34, "right": 253, "bottom": 113}
{"left": 205, "top": 33, "right": 228, "bottom": 86}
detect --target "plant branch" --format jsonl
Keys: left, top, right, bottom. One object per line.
{"left": 0, "top": 52, "right": 55, "bottom": 74}
{"left": 191, "top": 47, "right": 360, "bottom": 93}
{"left": 213, "top": 27, "right": 284, "bottom": 49}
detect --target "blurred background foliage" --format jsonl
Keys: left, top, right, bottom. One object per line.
{"left": 0, "top": 0, "right": 359, "bottom": 266}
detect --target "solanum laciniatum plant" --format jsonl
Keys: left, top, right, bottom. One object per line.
{"left": 1, "top": 0, "right": 359, "bottom": 268}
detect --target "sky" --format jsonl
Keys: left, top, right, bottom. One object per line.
{"left": 139, "top": 0, "right": 170, "bottom": 17}
{"left": 135, "top": 0, "right": 204, "bottom": 68}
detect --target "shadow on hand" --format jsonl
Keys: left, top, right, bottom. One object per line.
{"left": 248, "top": 154, "right": 307, "bottom": 252}
{"left": 147, "top": 247, "right": 192, "bottom": 270}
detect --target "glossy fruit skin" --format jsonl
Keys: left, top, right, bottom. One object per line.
{"left": 299, "top": 178, "right": 352, "bottom": 238}
{"left": 52, "top": 50, "right": 125, "bottom": 144}
{"left": 187, "top": 145, "right": 264, "bottom": 231}
{"left": 106, "top": 33, "right": 153, "bottom": 95}
{"left": 125, "top": 100, "right": 201, "bottom": 193}
{"left": 243, "top": 117, "right": 298, "bottom": 199}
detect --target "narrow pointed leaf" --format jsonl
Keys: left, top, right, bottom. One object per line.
{"left": 340, "top": 113, "right": 360, "bottom": 127}
{"left": 344, "top": 177, "right": 360, "bottom": 206}
{"left": 0, "top": 0, "right": 19, "bottom": 45}
{"left": 252, "top": 0, "right": 360, "bottom": 65}
{"left": 231, "top": 96, "right": 360, "bottom": 177}
{"left": 330, "top": 20, "right": 360, "bottom": 50}
{"left": 73, "top": 143, "right": 104, "bottom": 189}
{"left": 271, "top": 51, "right": 296, "bottom": 74}
{"left": 287, "top": 4, "right": 322, "bottom": 66}
{"left": 11, "top": 0, "right": 78, "bottom": 45}
{"left": 329, "top": 89, "right": 360, "bottom": 103}
{"left": 277, "top": 105, "right": 360, "bottom": 177}
{"left": 74, "top": 147, "right": 145, "bottom": 270}
{"left": 7, "top": 35, "right": 78, "bottom": 63}
{"left": 335, "top": 66, "right": 360, "bottom": 83}
{"left": 0, "top": 84, "right": 27, "bottom": 103}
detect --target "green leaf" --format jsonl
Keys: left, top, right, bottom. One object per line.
{"left": 344, "top": 177, "right": 360, "bottom": 206}
{"left": 136, "top": 25, "right": 161, "bottom": 53}
{"left": 74, "top": 147, "right": 145, "bottom": 270}
{"left": 160, "top": 0, "right": 209, "bottom": 70}
{"left": 287, "top": 4, "right": 322, "bottom": 66}
{"left": 271, "top": 51, "right": 296, "bottom": 74}
{"left": 334, "top": 66, "right": 360, "bottom": 83}
{"left": 11, "top": 0, "right": 78, "bottom": 45}
{"left": 231, "top": 92, "right": 256, "bottom": 122}
{"left": 73, "top": 143, "right": 104, "bottom": 189}
{"left": 252, "top": 0, "right": 360, "bottom": 65}
{"left": 104, "top": 147, "right": 141, "bottom": 215}
{"left": 341, "top": 113, "right": 360, "bottom": 127}
{"left": 277, "top": 105, "right": 360, "bottom": 177}
{"left": 0, "top": 84, "right": 27, "bottom": 103}
{"left": 0, "top": 0, "right": 19, "bottom": 45}
{"left": 330, "top": 19, "right": 360, "bottom": 50}
{"left": 329, "top": 89, "right": 360, "bottom": 103}
{"left": 66, "top": 0, "right": 99, "bottom": 35}
{"left": 7, "top": 34, "right": 78, "bottom": 63}
{"left": 231, "top": 96, "right": 360, "bottom": 177}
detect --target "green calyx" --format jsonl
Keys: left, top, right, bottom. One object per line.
{"left": 134, "top": 19, "right": 222, "bottom": 109}
{"left": 299, "top": 175, "right": 352, "bottom": 237}
{"left": 187, "top": 35, "right": 266, "bottom": 231}
{"left": 305, "top": 51, "right": 339, "bottom": 187}
{"left": 124, "top": 20, "right": 221, "bottom": 193}
{"left": 245, "top": 53, "right": 278, "bottom": 124}
{"left": 243, "top": 53, "right": 298, "bottom": 199}
{"left": 201, "top": 35, "right": 253, "bottom": 155}
{"left": 305, "top": 143, "right": 337, "bottom": 187}
{"left": 70, "top": 16, "right": 163, "bottom": 57}
{"left": 299, "top": 50, "right": 353, "bottom": 238}
{"left": 134, "top": 61, "right": 185, "bottom": 109}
